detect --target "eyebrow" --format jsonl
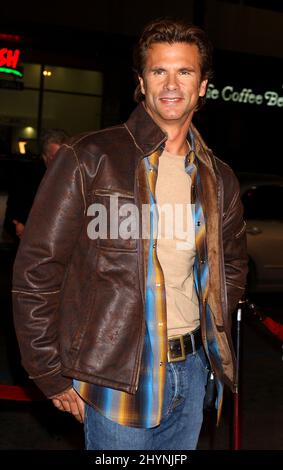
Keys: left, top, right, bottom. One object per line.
{"left": 150, "top": 66, "right": 165, "bottom": 71}
{"left": 149, "top": 66, "right": 196, "bottom": 72}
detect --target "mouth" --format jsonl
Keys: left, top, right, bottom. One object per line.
{"left": 159, "top": 97, "right": 183, "bottom": 104}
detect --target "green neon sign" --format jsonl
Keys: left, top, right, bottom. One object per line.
{"left": 0, "top": 66, "right": 23, "bottom": 78}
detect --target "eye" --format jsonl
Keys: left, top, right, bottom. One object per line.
{"left": 152, "top": 69, "right": 166, "bottom": 75}
{"left": 179, "top": 69, "right": 191, "bottom": 75}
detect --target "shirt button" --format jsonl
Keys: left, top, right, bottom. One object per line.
{"left": 200, "top": 259, "right": 206, "bottom": 264}
{"left": 160, "top": 361, "right": 165, "bottom": 366}
{"left": 153, "top": 242, "right": 157, "bottom": 248}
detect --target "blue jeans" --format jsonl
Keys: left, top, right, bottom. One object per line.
{"left": 84, "top": 346, "right": 209, "bottom": 450}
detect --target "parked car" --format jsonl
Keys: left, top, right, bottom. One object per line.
{"left": 237, "top": 173, "right": 283, "bottom": 292}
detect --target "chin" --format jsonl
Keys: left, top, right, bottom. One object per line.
{"left": 161, "top": 112, "right": 183, "bottom": 120}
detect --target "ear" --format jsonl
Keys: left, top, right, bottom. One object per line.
{"left": 199, "top": 79, "right": 208, "bottom": 97}
{"left": 139, "top": 76, "right": 145, "bottom": 95}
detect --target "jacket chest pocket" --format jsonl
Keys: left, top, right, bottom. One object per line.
{"left": 86, "top": 189, "right": 138, "bottom": 251}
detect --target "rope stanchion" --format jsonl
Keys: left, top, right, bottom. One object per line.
{"left": 233, "top": 298, "right": 245, "bottom": 450}
{"left": 0, "top": 384, "right": 45, "bottom": 401}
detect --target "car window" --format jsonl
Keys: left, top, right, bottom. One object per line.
{"left": 242, "top": 185, "right": 283, "bottom": 220}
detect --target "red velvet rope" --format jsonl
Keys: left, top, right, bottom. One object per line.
{"left": 262, "top": 317, "right": 283, "bottom": 342}
{"left": 0, "top": 384, "right": 45, "bottom": 401}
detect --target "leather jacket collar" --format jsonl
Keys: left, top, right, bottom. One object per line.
{"left": 125, "top": 102, "right": 214, "bottom": 172}
{"left": 124, "top": 102, "right": 167, "bottom": 158}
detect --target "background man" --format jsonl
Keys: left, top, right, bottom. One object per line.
{"left": 4, "top": 128, "right": 68, "bottom": 240}
{"left": 13, "top": 19, "right": 247, "bottom": 450}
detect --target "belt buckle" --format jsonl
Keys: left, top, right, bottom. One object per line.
{"left": 167, "top": 334, "right": 186, "bottom": 363}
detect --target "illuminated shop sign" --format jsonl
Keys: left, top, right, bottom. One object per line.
{"left": 206, "top": 84, "right": 283, "bottom": 108}
{"left": 0, "top": 48, "right": 23, "bottom": 78}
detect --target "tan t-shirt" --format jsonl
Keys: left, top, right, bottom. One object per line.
{"left": 156, "top": 149, "right": 200, "bottom": 337}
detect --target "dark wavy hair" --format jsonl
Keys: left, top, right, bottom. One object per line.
{"left": 133, "top": 18, "right": 213, "bottom": 108}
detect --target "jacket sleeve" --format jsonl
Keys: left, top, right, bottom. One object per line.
{"left": 222, "top": 170, "right": 248, "bottom": 318}
{"left": 12, "top": 144, "right": 86, "bottom": 397}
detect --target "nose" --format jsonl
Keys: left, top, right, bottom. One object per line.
{"left": 164, "top": 72, "right": 178, "bottom": 91}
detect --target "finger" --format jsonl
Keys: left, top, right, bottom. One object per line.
{"left": 70, "top": 389, "right": 85, "bottom": 422}
{"left": 52, "top": 398, "right": 64, "bottom": 410}
{"left": 69, "top": 400, "right": 81, "bottom": 419}
{"left": 73, "top": 410, "right": 83, "bottom": 423}
{"left": 77, "top": 397, "right": 85, "bottom": 422}
{"left": 67, "top": 395, "right": 83, "bottom": 423}
{"left": 61, "top": 400, "right": 71, "bottom": 413}
{"left": 52, "top": 389, "right": 84, "bottom": 420}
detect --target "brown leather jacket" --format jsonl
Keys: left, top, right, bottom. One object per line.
{"left": 13, "top": 103, "right": 248, "bottom": 398}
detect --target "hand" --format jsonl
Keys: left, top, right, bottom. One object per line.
{"left": 13, "top": 220, "right": 25, "bottom": 239}
{"left": 52, "top": 388, "right": 85, "bottom": 423}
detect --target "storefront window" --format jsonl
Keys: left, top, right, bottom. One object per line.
{"left": 0, "top": 63, "right": 103, "bottom": 155}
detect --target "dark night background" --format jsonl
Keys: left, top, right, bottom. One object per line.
{"left": 0, "top": 0, "right": 282, "bottom": 453}
{"left": 1, "top": 0, "right": 283, "bottom": 175}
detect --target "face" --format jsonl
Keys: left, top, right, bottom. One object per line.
{"left": 42, "top": 142, "right": 61, "bottom": 167}
{"left": 139, "top": 42, "right": 208, "bottom": 129}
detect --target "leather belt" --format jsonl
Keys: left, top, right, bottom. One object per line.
{"left": 167, "top": 328, "right": 202, "bottom": 363}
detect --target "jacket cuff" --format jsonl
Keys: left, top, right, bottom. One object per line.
{"left": 33, "top": 369, "right": 73, "bottom": 398}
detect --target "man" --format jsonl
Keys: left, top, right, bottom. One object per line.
{"left": 5, "top": 128, "right": 68, "bottom": 240}
{"left": 13, "top": 19, "right": 248, "bottom": 450}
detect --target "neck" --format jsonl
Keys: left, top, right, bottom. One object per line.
{"left": 164, "top": 126, "right": 191, "bottom": 155}
{"left": 147, "top": 106, "right": 193, "bottom": 155}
